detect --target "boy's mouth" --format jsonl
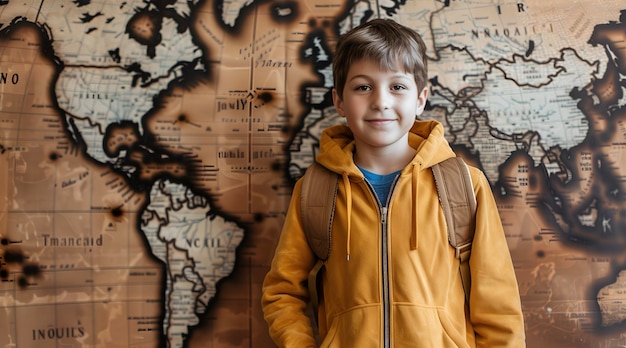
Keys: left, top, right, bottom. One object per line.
{"left": 367, "top": 118, "right": 395, "bottom": 125}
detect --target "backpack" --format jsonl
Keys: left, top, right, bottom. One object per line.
{"left": 300, "top": 157, "right": 477, "bottom": 321}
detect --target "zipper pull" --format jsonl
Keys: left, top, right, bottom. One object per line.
{"left": 381, "top": 207, "right": 387, "bottom": 224}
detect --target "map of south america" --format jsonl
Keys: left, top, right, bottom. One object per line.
{"left": 141, "top": 179, "right": 243, "bottom": 345}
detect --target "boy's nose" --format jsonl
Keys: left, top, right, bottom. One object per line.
{"left": 371, "top": 89, "right": 391, "bottom": 110}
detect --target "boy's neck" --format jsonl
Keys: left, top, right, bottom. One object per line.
{"left": 354, "top": 141, "right": 416, "bottom": 175}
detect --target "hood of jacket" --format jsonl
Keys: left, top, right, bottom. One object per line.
{"left": 315, "top": 120, "right": 456, "bottom": 178}
{"left": 314, "top": 119, "right": 456, "bottom": 260}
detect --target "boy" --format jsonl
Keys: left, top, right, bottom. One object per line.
{"left": 262, "top": 18, "right": 525, "bottom": 347}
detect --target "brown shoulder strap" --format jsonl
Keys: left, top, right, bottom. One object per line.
{"left": 432, "top": 157, "right": 477, "bottom": 302}
{"left": 301, "top": 162, "right": 338, "bottom": 325}
{"left": 300, "top": 162, "right": 338, "bottom": 261}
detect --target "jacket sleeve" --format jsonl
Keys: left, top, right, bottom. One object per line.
{"left": 261, "top": 179, "right": 318, "bottom": 348}
{"left": 468, "top": 169, "right": 526, "bottom": 347}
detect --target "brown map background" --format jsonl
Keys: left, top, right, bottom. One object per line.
{"left": 1, "top": 1, "right": 626, "bottom": 347}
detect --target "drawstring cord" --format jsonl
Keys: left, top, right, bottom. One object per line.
{"left": 343, "top": 172, "right": 352, "bottom": 261}
{"left": 411, "top": 163, "right": 419, "bottom": 250}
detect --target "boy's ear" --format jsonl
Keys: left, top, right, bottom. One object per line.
{"left": 415, "top": 86, "right": 429, "bottom": 115}
{"left": 332, "top": 88, "right": 345, "bottom": 117}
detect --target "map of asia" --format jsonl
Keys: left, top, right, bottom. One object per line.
{"left": 1, "top": 0, "right": 626, "bottom": 347}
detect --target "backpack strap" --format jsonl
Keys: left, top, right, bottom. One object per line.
{"left": 300, "top": 162, "right": 338, "bottom": 324}
{"left": 300, "top": 162, "right": 338, "bottom": 261}
{"left": 432, "top": 157, "right": 477, "bottom": 303}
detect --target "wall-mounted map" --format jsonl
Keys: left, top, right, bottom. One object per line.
{"left": 1, "top": 0, "right": 626, "bottom": 347}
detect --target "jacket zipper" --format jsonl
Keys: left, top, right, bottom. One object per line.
{"left": 383, "top": 175, "right": 401, "bottom": 348}
{"left": 363, "top": 174, "right": 400, "bottom": 348}
{"left": 365, "top": 177, "right": 400, "bottom": 348}
{"left": 362, "top": 179, "right": 391, "bottom": 347}
{"left": 381, "top": 206, "right": 390, "bottom": 348}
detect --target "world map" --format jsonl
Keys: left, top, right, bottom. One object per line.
{"left": 1, "top": 0, "right": 626, "bottom": 347}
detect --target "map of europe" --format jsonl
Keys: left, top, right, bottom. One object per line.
{"left": 1, "top": 0, "right": 626, "bottom": 347}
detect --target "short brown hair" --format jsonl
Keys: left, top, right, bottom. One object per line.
{"left": 332, "top": 19, "right": 428, "bottom": 98}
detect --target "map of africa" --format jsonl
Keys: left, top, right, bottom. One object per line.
{"left": 1, "top": 0, "right": 626, "bottom": 347}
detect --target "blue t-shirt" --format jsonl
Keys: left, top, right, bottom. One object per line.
{"left": 358, "top": 166, "right": 400, "bottom": 206}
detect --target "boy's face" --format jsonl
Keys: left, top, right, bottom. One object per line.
{"left": 332, "top": 59, "right": 429, "bottom": 153}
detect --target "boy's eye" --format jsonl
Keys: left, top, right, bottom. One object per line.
{"left": 355, "top": 85, "right": 371, "bottom": 91}
{"left": 391, "top": 84, "right": 406, "bottom": 91}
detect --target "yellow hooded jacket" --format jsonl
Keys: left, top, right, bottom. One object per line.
{"left": 262, "top": 120, "right": 526, "bottom": 347}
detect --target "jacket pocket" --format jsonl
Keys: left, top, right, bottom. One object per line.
{"left": 436, "top": 307, "right": 471, "bottom": 348}
{"left": 393, "top": 304, "right": 470, "bottom": 347}
{"left": 320, "top": 304, "right": 380, "bottom": 348}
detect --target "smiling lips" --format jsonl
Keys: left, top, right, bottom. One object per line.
{"left": 367, "top": 118, "right": 396, "bottom": 126}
